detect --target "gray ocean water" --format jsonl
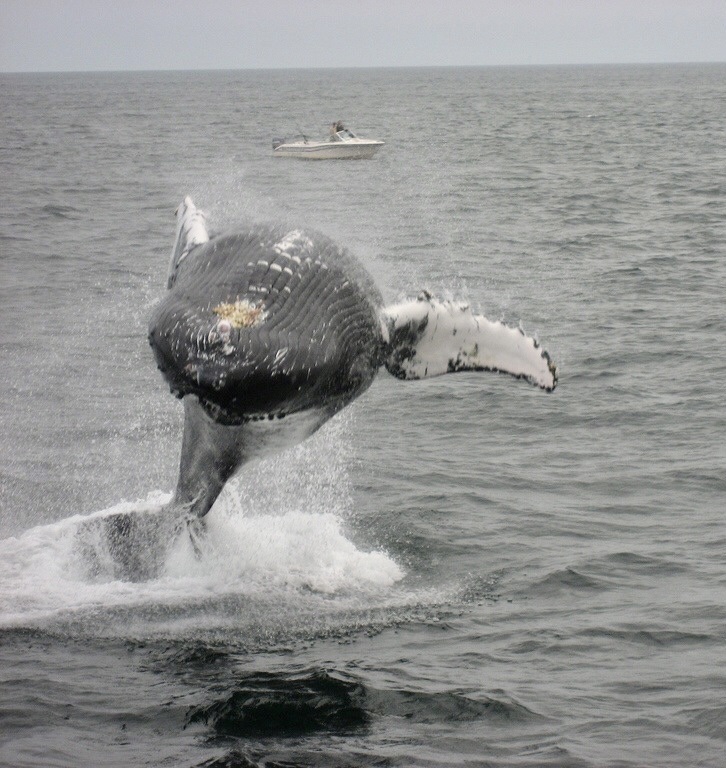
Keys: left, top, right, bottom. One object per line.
{"left": 1, "top": 64, "right": 725, "bottom": 767}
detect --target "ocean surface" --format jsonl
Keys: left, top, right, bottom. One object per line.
{"left": 1, "top": 64, "right": 725, "bottom": 767}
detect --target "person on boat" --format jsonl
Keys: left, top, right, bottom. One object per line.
{"left": 330, "top": 120, "right": 345, "bottom": 140}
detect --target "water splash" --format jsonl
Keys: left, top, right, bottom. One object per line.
{"left": 0, "top": 414, "right": 465, "bottom": 644}
{"left": 0, "top": 491, "right": 404, "bottom": 633}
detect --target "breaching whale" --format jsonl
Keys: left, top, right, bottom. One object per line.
{"left": 90, "top": 197, "right": 556, "bottom": 579}
{"left": 148, "top": 197, "right": 557, "bottom": 523}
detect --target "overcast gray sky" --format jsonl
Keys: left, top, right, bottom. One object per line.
{"left": 1, "top": 0, "right": 725, "bottom": 72}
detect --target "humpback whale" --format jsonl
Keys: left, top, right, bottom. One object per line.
{"left": 149, "top": 197, "right": 557, "bottom": 522}
{"left": 91, "top": 197, "right": 556, "bottom": 579}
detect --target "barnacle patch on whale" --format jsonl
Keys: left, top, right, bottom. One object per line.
{"left": 213, "top": 299, "right": 266, "bottom": 328}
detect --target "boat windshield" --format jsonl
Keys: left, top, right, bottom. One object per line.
{"left": 333, "top": 129, "right": 357, "bottom": 141}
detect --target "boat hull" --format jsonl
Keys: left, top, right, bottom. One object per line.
{"left": 273, "top": 141, "right": 384, "bottom": 160}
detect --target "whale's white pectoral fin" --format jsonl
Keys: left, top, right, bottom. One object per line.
{"left": 382, "top": 292, "right": 557, "bottom": 391}
{"left": 167, "top": 196, "right": 210, "bottom": 288}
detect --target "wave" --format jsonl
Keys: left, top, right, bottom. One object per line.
{"left": 39, "top": 203, "right": 83, "bottom": 219}
{"left": 185, "top": 669, "right": 369, "bottom": 738}
{"left": 577, "top": 627, "right": 712, "bottom": 647}
{"left": 685, "top": 704, "right": 726, "bottom": 740}
{"left": 184, "top": 667, "right": 542, "bottom": 739}
{"left": 527, "top": 567, "right": 608, "bottom": 596}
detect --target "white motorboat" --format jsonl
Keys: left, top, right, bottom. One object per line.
{"left": 272, "top": 124, "right": 384, "bottom": 160}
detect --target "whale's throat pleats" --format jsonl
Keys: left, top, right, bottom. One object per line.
{"left": 149, "top": 227, "right": 384, "bottom": 425}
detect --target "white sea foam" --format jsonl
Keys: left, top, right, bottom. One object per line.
{"left": 0, "top": 490, "right": 405, "bottom": 632}
{"left": 165, "top": 506, "right": 402, "bottom": 593}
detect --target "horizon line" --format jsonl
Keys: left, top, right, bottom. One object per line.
{"left": 2, "top": 59, "right": 725, "bottom": 76}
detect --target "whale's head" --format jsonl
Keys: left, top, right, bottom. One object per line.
{"left": 148, "top": 229, "right": 384, "bottom": 425}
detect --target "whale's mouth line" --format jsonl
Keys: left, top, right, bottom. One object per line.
{"left": 199, "top": 397, "right": 291, "bottom": 425}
